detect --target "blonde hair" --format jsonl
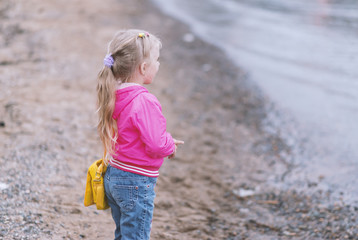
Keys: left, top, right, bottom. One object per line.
{"left": 96, "top": 29, "right": 161, "bottom": 162}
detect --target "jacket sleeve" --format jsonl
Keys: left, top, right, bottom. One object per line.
{"left": 132, "top": 94, "right": 175, "bottom": 159}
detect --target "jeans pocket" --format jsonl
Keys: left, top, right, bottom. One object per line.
{"left": 112, "top": 184, "right": 139, "bottom": 212}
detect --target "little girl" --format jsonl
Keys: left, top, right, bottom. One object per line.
{"left": 96, "top": 29, "right": 183, "bottom": 240}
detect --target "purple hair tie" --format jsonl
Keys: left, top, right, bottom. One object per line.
{"left": 103, "top": 54, "right": 114, "bottom": 67}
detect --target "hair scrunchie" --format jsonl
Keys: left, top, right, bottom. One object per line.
{"left": 103, "top": 54, "right": 114, "bottom": 67}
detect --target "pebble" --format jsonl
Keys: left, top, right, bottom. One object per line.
{"left": 202, "top": 64, "right": 212, "bottom": 72}
{"left": 239, "top": 208, "right": 250, "bottom": 214}
{"left": 183, "top": 33, "right": 195, "bottom": 43}
{"left": 233, "top": 188, "right": 256, "bottom": 198}
{"left": 0, "top": 182, "right": 9, "bottom": 191}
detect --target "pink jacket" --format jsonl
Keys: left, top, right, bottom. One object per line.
{"left": 110, "top": 85, "right": 175, "bottom": 177}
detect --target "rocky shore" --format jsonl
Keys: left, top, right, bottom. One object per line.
{"left": 0, "top": 0, "right": 357, "bottom": 239}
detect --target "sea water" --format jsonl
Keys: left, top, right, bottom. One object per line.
{"left": 151, "top": 0, "right": 358, "bottom": 204}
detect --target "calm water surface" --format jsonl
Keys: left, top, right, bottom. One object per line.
{"left": 152, "top": 0, "right": 358, "bottom": 204}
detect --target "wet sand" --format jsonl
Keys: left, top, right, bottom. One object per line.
{"left": 0, "top": 0, "right": 357, "bottom": 239}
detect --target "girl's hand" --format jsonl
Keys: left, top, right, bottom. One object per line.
{"left": 168, "top": 139, "right": 184, "bottom": 159}
{"left": 173, "top": 139, "right": 184, "bottom": 146}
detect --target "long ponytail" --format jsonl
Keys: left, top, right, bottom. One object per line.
{"left": 96, "top": 66, "right": 118, "bottom": 163}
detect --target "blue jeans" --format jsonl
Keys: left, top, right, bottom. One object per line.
{"left": 104, "top": 164, "right": 157, "bottom": 240}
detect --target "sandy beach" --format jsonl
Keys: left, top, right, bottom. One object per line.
{"left": 0, "top": 0, "right": 357, "bottom": 239}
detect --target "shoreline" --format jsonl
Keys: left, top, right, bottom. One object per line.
{"left": 152, "top": 0, "right": 358, "bottom": 205}
{"left": 151, "top": 0, "right": 358, "bottom": 206}
{"left": 0, "top": 0, "right": 357, "bottom": 239}
{"left": 145, "top": 2, "right": 358, "bottom": 239}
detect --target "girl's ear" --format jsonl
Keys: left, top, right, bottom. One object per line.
{"left": 139, "top": 62, "right": 147, "bottom": 76}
